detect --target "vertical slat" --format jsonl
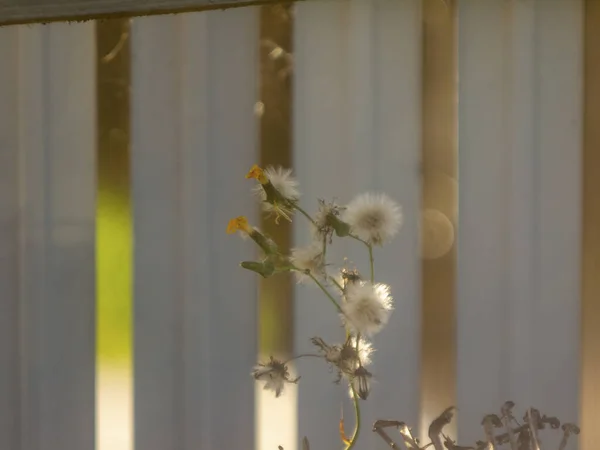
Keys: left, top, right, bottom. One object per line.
{"left": 367, "top": 1, "right": 421, "bottom": 448}
{"left": 15, "top": 22, "right": 97, "bottom": 450}
{"left": 457, "top": 3, "right": 509, "bottom": 440}
{"left": 131, "top": 17, "right": 184, "bottom": 450}
{"left": 457, "top": 0, "right": 582, "bottom": 443}
{"left": 293, "top": 1, "right": 421, "bottom": 448}
{"left": 533, "top": 0, "right": 582, "bottom": 421}
{"left": 256, "top": 6, "right": 296, "bottom": 450}
{"left": 420, "top": 0, "right": 457, "bottom": 440}
{"left": 131, "top": 8, "right": 259, "bottom": 450}
{"left": 293, "top": 3, "right": 350, "bottom": 446}
{"left": 0, "top": 25, "right": 20, "bottom": 450}
{"left": 582, "top": 2, "right": 600, "bottom": 449}
{"left": 505, "top": 0, "right": 536, "bottom": 410}
{"left": 582, "top": 0, "right": 600, "bottom": 447}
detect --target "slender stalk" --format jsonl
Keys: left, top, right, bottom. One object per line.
{"left": 368, "top": 245, "right": 374, "bottom": 283}
{"left": 329, "top": 276, "right": 344, "bottom": 292}
{"left": 307, "top": 272, "right": 343, "bottom": 313}
{"left": 283, "top": 353, "right": 324, "bottom": 364}
{"left": 349, "top": 233, "right": 369, "bottom": 247}
{"left": 349, "top": 234, "right": 375, "bottom": 282}
{"left": 293, "top": 203, "right": 316, "bottom": 226}
{"left": 345, "top": 386, "right": 361, "bottom": 450}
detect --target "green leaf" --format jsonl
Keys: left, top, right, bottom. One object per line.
{"left": 240, "top": 259, "right": 275, "bottom": 278}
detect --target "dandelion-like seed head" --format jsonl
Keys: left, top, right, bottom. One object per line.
{"left": 251, "top": 356, "right": 299, "bottom": 398}
{"left": 290, "top": 242, "right": 326, "bottom": 283}
{"left": 312, "top": 199, "right": 344, "bottom": 243}
{"left": 348, "top": 336, "right": 373, "bottom": 367}
{"left": 311, "top": 336, "right": 374, "bottom": 384}
{"left": 342, "top": 193, "right": 403, "bottom": 246}
{"left": 341, "top": 282, "right": 394, "bottom": 337}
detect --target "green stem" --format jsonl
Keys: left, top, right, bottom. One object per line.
{"left": 349, "top": 234, "right": 374, "bottom": 283}
{"left": 349, "top": 233, "right": 369, "bottom": 247}
{"left": 283, "top": 353, "right": 324, "bottom": 364}
{"left": 345, "top": 386, "right": 361, "bottom": 450}
{"left": 293, "top": 203, "right": 316, "bottom": 226}
{"left": 368, "top": 245, "right": 374, "bottom": 283}
{"left": 307, "top": 272, "right": 343, "bottom": 314}
{"left": 329, "top": 276, "right": 344, "bottom": 292}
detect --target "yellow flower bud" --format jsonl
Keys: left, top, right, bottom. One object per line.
{"left": 226, "top": 216, "right": 252, "bottom": 235}
{"left": 245, "top": 164, "right": 268, "bottom": 184}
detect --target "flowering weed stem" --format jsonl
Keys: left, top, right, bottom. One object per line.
{"left": 294, "top": 203, "right": 316, "bottom": 226}
{"left": 308, "top": 272, "right": 343, "bottom": 313}
{"left": 345, "top": 386, "right": 361, "bottom": 450}
{"left": 284, "top": 354, "right": 324, "bottom": 364}
{"left": 329, "top": 276, "right": 344, "bottom": 292}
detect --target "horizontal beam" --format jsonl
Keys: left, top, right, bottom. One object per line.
{"left": 0, "top": 0, "right": 300, "bottom": 26}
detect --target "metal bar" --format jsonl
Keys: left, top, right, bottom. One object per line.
{"left": 0, "top": 0, "right": 303, "bottom": 27}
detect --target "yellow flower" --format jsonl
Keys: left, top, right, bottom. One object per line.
{"left": 246, "top": 164, "right": 268, "bottom": 184}
{"left": 227, "top": 216, "right": 252, "bottom": 235}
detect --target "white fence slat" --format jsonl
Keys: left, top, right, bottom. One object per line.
{"left": 0, "top": 25, "right": 20, "bottom": 450}
{"left": 293, "top": 1, "right": 422, "bottom": 448}
{"left": 19, "top": 23, "right": 97, "bottom": 450}
{"left": 131, "top": 8, "right": 259, "bottom": 450}
{"left": 0, "top": 22, "right": 96, "bottom": 450}
{"left": 457, "top": 0, "right": 582, "bottom": 443}
{"left": 457, "top": 2, "right": 510, "bottom": 440}
{"left": 533, "top": 0, "right": 582, "bottom": 423}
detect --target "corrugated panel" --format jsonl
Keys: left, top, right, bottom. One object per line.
{"left": 0, "top": 22, "right": 97, "bottom": 450}
{"left": 130, "top": 8, "right": 260, "bottom": 450}
{"left": 293, "top": 1, "right": 422, "bottom": 448}
{"left": 457, "top": 0, "right": 582, "bottom": 443}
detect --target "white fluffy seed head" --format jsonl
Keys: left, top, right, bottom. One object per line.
{"left": 253, "top": 166, "right": 300, "bottom": 213}
{"left": 311, "top": 199, "right": 344, "bottom": 241}
{"left": 349, "top": 336, "right": 374, "bottom": 367}
{"left": 342, "top": 193, "right": 403, "bottom": 246}
{"left": 341, "top": 282, "right": 393, "bottom": 337}
{"left": 290, "top": 242, "right": 326, "bottom": 283}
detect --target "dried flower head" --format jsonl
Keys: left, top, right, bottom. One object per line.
{"left": 252, "top": 356, "right": 299, "bottom": 398}
{"left": 312, "top": 336, "right": 374, "bottom": 383}
{"left": 290, "top": 242, "right": 327, "bottom": 283}
{"left": 341, "top": 282, "right": 393, "bottom": 337}
{"left": 341, "top": 268, "right": 362, "bottom": 290}
{"left": 330, "top": 266, "right": 361, "bottom": 294}
{"left": 312, "top": 199, "right": 345, "bottom": 243}
{"left": 342, "top": 193, "right": 403, "bottom": 246}
{"left": 251, "top": 165, "right": 300, "bottom": 223}
{"left": 350, "top": 366, "right": 372, "bottom": 400}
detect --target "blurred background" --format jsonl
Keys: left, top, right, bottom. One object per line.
{"left": 1, "top": 1, "right": 594, "bottom": 450}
